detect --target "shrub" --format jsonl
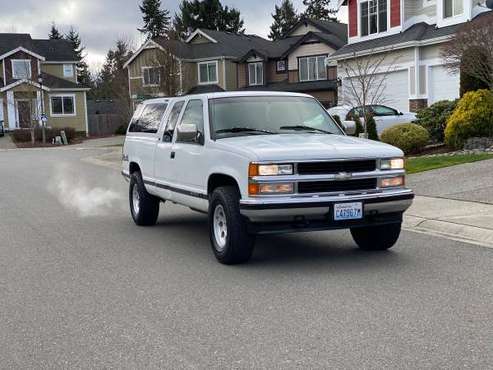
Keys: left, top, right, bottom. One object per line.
{"left": 365, "top": 115, "right": 379, "bottom": 141}
{"left": 353, "top": 115, "right": 364, "bottom": 137}
{"left": 11, "top": 127, "right": 77, "bottom": 143}
{"left": 332, "top": 114, "right": 342, "bottom": 125}
{"left": 445, "top": 89, "right": 493, "bottom": 149}
{"left": 381, "top": 123, "right": 430, "bottom": 155}
{"left": 115, "top": 125, "right": 127, "bottom": 135}
{"left": 415, "top": 100, "right": 457, "bottom": 143}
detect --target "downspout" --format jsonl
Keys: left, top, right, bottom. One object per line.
{"left": 179, "top": 59, "right": 183, "bottom": 95}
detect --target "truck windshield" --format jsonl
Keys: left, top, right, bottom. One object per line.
{"left": 209, "top": 96, "right": 344, "bottom": 139}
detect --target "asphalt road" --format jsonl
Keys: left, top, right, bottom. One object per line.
{"left": 1, "top": 147, "right": 492, "bottom": 368}
{"left": 408, "top": 158, "right": 493, "bottom": 204}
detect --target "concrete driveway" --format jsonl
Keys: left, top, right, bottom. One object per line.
{"left": 408, "top": 158, "right": 493, "bottom": 204}
{"left": 0, "top": 145, "right": 493, "bottom": 368}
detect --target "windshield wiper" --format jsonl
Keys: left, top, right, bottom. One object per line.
{"left": 280, "top": 125, "right": 333, "bottom": 134}
{"left": 216, "top": 127, "right": 276, "bottom": 135}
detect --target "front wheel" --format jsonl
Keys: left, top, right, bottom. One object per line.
{"left": 129, "top": 171, "right": 160, "bottom": 226}
{"left": 350, "top": 222, "right": 402, "bottom": 251}
{"left": 208, "top": 186, "right": 255, "bottom": 265}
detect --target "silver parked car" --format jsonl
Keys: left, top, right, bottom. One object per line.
{"left": 328, "top": 105, "right": 417, "bottom": 135}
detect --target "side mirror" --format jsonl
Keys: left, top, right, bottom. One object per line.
{"left": 398, "top": 111, "right": 404, "bottom": 116}
{"left": 177, "top": 123, "right": 198, "bottom": 143}
{"left": 342, "top": 120, "right": 356, "bottom": 136}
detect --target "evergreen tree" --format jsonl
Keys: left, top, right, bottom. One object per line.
{"left": 174, "top": 0, "right": 245, "bottom": 38}
{"left": 302, "top": 0, "right": 338, "bottom": 21}
{"left": 365, "top": 115, "right": 379, "bottom": 141}
{"left": 49, "top": 22, "right": 63, "bottom": 39}
{"left": 269, "top": 0, "right": 300, "bottom": 41}
{"left": 65, "top": 27, "right": 92, "bottom": 86}
{"left": 138, "top": 0, "right": 171, "bottom": 39}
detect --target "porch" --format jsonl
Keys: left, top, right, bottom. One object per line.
{"left": 0, "top": 85, "right": 46, "bottom": 131}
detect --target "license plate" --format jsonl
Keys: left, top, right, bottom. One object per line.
{"left": 334, "top": 202, "right": 363, "bottom": 221}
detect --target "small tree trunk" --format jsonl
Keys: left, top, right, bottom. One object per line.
{"left": 41, "top": 124, "right": 46, "bottom": 144}
{"left": 30, "top": 128, "right": 35, "bottom": 144}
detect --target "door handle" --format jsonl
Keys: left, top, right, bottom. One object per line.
{"left": 170, "top": 151, "right": 175, "bottom": 159}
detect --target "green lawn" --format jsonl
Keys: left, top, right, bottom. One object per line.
{"left": 406, "top": 153, "right": 493, "bottom": 174}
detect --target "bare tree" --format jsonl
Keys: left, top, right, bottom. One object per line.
{"left": 339, "top": 50, "right": 400, "bottom": 135}
{"left": 441, "top": 12, "right": 493, "bottom": 90}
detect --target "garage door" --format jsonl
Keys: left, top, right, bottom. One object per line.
{"left": 341, "top": 69, "right": 409, "bottom": 113}
{"left": 429, "top": 65, "right": 459, "bottom": 104}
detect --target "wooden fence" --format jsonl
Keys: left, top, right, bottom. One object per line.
{"left": 88, "top": 114, "right": 126, "bottom": 136}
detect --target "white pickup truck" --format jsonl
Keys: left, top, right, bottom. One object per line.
{"left": 122, "top": 92, "right": 414, "bottom": 264}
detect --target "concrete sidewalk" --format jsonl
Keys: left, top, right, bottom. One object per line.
{"left": 404, "top": 196, "right": 493, "bottom": 248}
{"left": 0, "top": 134, "right": 17, "bottom": 149}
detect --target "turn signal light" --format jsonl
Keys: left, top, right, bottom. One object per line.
{"left": 248, "top": 183, "right": 294, "bottom": 195}
{"left": 380, "top": 176, "right": 405, "bottom": 188}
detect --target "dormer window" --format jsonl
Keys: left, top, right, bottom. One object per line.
{"left": 360, "top": 0, "right": 387, "bottom": 36}
{"left": 11, "top": 59, "right": 32, "bottom": 79}
{"left": 444, "top": 0, "right": 463, "bottom": 18}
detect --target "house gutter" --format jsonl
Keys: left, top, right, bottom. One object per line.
{"left": 329, "top": 35, "right": 454, "bottom": 61}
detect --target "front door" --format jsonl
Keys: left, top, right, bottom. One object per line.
{"left": 17, "top": 100, "right": 31, "bottom": 128}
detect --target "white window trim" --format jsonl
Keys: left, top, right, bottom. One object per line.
{"left": 197, "top": 60, "right": 219, "bottom": 85}
{"left": 142, "top": 66, "right": 161, "bottom": 87}
{"left": 11, "top": 59, "right": 32, "bottom": 79}
{"left": 298, "top": 55, "right": 328, "bottom": 82}
{"left": 49, "top": 94, "right": 77, "bottom": 117}
{"left": 359, "top": 0, "right": 389, "bottom": 37}
{"left": 442, "top": 0, "right": 463, "bottom": 19}
{"left": 248, "top": 62, "right": 264, "bottom": 86}
{"left": 63, "top": 64, "right": 74, "bottom": 78}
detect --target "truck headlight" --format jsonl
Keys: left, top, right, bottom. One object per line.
{"left": 380, "top": 158, "right": 405, "bottom": 170}
{"left": 249, "top": 183, "right": 294, "bottom": 195}
{"left": 380, "top": 176, "right": 405, "bottom": 188}
{"left": 249, "top": 163, "right": 294, "bottom": 176}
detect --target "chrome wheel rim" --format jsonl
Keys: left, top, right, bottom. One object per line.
{"left": 132, "top": 184, "right": 140, "bottom": 215}
{"left": 213, "top": 204, "right": 228, "bottom": 251}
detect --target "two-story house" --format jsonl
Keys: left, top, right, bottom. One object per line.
{"left": 331, "top": 0, "right": 492, "bottom": 113}
{"left": 0, "top": 33, "right": 90, "bottom": 134}
{"left": 124, "top": 18, "right": 347, "bottom": 108}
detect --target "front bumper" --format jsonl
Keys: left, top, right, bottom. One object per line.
{"left": 240, "top": 189, "right": 414, "bottom": 234}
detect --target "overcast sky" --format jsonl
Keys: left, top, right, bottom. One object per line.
{"left": 0, "top": 0, "right": 347, "bottom": 73}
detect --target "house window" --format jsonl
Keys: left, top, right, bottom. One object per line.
{"left": 444, "top": 0, "right": 463, "bottom": 18}
{"left": 63, "top": 64, "right": 74, "bottom": 78}
{"left": 143, "top": 67, "right": 161, "bottom": 86}
{"left": 50, "top": 95, "right": 76, "bottom": 116}
{"left": 11, "top": 59, "right": 32, "bottom": 79}
{"left": 299, "top": 56, "right": 327, "bottom": 82}
{"left": 248, "top": 62, "right": 264, "bottom": 86}
{"left": 276, "top": 60, "right": 287, "bottom": 72}
{"left": 360, "top": 0, "right": 387, "bottom": 36}
{"left": 198, "top": 61, "right": 218, "bottom": 85}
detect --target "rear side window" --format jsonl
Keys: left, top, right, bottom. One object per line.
{"left": 129, "top": 103, "right": 168, "bottom": 133}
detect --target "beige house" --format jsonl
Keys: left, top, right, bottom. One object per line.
{"left": 124, "top": 19, "right": 347, "bottom": 108}
{"left": 0, "top": 33, "right": 90, "bottom": 134}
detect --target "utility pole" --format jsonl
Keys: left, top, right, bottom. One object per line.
{"left": 38, "top": 74, "right": 46, "bottom": 144}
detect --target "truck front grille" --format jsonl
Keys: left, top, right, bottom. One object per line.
{"left": 298, "top": 178, "right": 378, "bottom": 194}
{"left": 297, "top": 160, "right": 376, "bottom": 175}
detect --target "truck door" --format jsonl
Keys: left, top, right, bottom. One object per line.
{"left": 153, "top": 100, "right": 185, "bottom": 201}
{"left": 169, "top": 98, "right": 208, "bottom": 209}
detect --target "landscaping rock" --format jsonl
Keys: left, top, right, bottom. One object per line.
{"left": 464, "top": 137, "right": 493, "bottom": 150}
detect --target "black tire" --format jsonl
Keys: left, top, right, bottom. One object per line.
{"left": 208, "top": 186, "right": 255, "bottom": 265}
{"left": 350, "top": 222, "right": 402, "bottom": 251}
{"left": 129, "top": 171, "right": 160, "bottom": 226}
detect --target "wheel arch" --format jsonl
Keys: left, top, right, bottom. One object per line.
{"left": 207, "top": 173, "right": 241, "bottom": 196}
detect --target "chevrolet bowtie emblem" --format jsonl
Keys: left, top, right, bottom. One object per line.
{"left": 335, "top": 172, "right": 352, "bottom": 180}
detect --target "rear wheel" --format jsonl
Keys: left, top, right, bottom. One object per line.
{"left": 209, "top": 186, "right": 255, "bottom": 265}
{"left": 129, "top": 171, "right": 160, "bottom": 226}
{"left": 350, "top": 223, "right": 402, "bottom": 251}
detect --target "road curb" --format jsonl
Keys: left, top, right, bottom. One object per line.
{"left": 403, "top": 215, "right": 493, "bottom": 249}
